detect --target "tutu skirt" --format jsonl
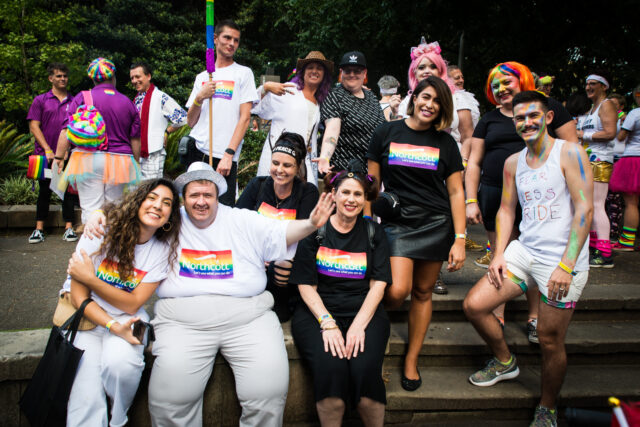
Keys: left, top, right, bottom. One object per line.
{"left": 609, "top": 157, "right": 640, "bottom": 194}
{"left": 59, "top": 149, "right": 141, "bottom": 190}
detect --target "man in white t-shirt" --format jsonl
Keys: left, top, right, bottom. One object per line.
{"left": 146, "top": 162, "right": 334, "bottom": 426}
{"left": 185, "top": 19, "right": 258, "bottom": 206}
{"left": 463, "top": 91, "right": 593, "bottom": 427}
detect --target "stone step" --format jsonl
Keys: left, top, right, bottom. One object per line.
{"left": 388, "top": 282, "right": 640, "bottom": 322}
{"left": 382, "top": 320, "right": 640, "bottom": 367}
{"left": 384, "top": 365, "right": 640, "bottom": 422}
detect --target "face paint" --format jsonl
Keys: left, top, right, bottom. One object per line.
{"left": 491, "top": 72, "right": 520, "bottom": 106}
{"left": 514, "top": 102, "right": 549, "bottom": 160}
{"left": 567, "top": 229, "right": 580, "bottom": 261}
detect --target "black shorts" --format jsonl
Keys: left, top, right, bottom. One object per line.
{"left": 478, "top": 183, "right": 522, "bottom": 232}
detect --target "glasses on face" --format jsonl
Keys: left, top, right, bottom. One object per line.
{"left": 342, "top": 67, "right": 365, "bottom": 75}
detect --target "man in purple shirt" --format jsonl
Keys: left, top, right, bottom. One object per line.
{"left": 54, "top": 58, "right": 141, "bottom": 223}
{"left": 26, "top": 62, "right": 79, "bottom": 244}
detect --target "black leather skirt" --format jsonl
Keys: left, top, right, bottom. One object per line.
{"left": 382, "top": 204, "right": 454, "bottom": 260}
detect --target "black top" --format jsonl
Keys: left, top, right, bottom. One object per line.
{"left": 321, "top": 85, "right": 386, "bottom": 171}
{"left": 367, "top": 120, "right": 463, "bottom": 215}
{"left": 236, "top": 176, "right": 319, "bottom": 220}
{"left": 289, "top": 217, "right": 392, "bottom": 316}
{"left": 472, "top": 97, "right": 573, "bottom": 187}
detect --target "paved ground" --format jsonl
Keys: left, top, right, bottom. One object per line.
{"left": 0, "top": 224, "right": 638, "bottom": 331}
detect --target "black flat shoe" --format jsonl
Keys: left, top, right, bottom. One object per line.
{"left": 401, "top": 371, "right": 422, "bottom": 391}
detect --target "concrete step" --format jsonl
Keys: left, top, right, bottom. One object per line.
{"left": 383, "top": 320, "right": 640, "bottom": 367}
{"left": 388, "top": 282, "right": 640, "bottom": 322}
{"left": 384, "top": 365, "right": 640, "bottom": 422}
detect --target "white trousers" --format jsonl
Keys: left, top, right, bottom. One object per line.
{"left": 66, "top": 310, "right": 148, "bottom": 427}
{"left": 148, "top": 291, "right": 289, "bottom": 427}
{"left": 140, "top": 149, "right": 166, "bottom": 180}
{"left": 76, "top": 178, "right": 126, "bottom": 223}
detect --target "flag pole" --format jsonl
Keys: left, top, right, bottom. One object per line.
{"left": 205, "top": 0, "right": 215, "bottom": 166}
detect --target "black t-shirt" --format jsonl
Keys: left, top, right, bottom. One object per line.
{"left": 472, "top": 97, "right": 573, "bottom": 187}
{"left": 367, "top": 120, "right": 463, "bottom": 214}
{"left": 236, "top": 176, "right": 319, "bottom": 220}
{"left": 289, "top": 217, "right": 392, "bottom": 316}
{"left": 320, "top": 85, "right": 386, "bottom": 171}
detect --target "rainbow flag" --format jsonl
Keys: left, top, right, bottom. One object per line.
{"left": 27, "top": 155, "right": 47, "bottom": 180}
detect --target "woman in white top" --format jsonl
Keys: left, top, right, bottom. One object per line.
{"left": 576, "top": 70, "right": 618, "bottom": 267}
{"left": 62, "top": 178, "right": 181, "bottom": 426}
{"left": 253, "top": 51, "right": 334, "bottom": 186}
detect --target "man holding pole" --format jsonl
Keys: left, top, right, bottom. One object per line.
{"left": 185, "top": 19, "right": 257, "bottom": 206}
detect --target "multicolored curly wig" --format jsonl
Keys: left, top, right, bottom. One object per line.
{"left": 485, "top": 61, "right": 535, "bottom": 106}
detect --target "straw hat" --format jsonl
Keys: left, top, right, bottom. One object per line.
{"left": 296, "top": 51, "right": 334, "bottom": 75}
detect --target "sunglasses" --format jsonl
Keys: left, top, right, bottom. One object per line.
{"left": 342, "top": 67, "right": 365, "bottom": 75}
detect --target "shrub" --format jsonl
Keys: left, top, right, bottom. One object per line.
{"left": 164, "top": 126, "right": 191, "bottom": 179}
{"left": 0, "top": 121, "right": 33, "bottom": 178}
{"left": 238, "top": 129, "right": 266, "bottom": 190}
{"left": 0, "top": 176, "right": 62, "bottom": 205}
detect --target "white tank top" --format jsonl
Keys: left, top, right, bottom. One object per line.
{"left": 516, "top": 139, "right": 589, "bottom": 271}
{"left": 579, "top": 99, "right": 613, "bottom": 163}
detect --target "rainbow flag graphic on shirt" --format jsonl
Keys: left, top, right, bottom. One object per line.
{"left": 213, "top": 80, "right": 234, "bottom": 100}
{"left": 316, "top": 247, "right": 367, "bottom": 279}
{"left": 179, "top": 249, "right": 233, "bottom": 279}
{"left": 388, "top": 142, "right": 439, "bottom": 170}
{"left": 96, "top": 259, "right": 147, "bottom": 292}
{"left": 103, "top": 89, "right": 115, "bottom": 95}
{"left": 258, "top": 202, "right": 296, "bottom": 220}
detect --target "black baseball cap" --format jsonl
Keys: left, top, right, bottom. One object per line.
{"left": 339, "top": 51, "right": 367, "bottom": 68}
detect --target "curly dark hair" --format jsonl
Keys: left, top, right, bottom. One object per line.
{"left": 100, "top": 178, "right": 181, "bottom": 282}
{"left": 323, "top": 159, "right": 379, "bottom": 201}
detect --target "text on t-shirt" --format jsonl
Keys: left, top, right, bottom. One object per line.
{"left": 389, "top": 142, "right": 440, "bottom": 170}
{"left": 96, "top": 259, "right": 147, "bottom": 292}
{"left": 179, "top": 248, "right": 234, "bottom": 279}
{"left": 316, "top": 247, "right": 366, "bottom": 279}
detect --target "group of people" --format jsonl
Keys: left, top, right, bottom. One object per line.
{"left": 26, "top": 17, "right": 640, "bottom": 427}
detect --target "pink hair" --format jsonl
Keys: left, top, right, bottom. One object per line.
{"left": 407, "top": 43, "right": 457, "bottom": 94}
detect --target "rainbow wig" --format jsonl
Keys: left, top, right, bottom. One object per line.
{"left": 407, "top": 40, "right": 456, "bottom": 94}
{"left": 290, "top": 62, "right": 333, "bottom": 104}
{"left": 87, "top": 58, "right": 116, "bottom": 83}
{"left": 485, "top": 62, "right": 535, "bottom": 106}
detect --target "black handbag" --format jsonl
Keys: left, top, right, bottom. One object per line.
{"left": 372, "top": 191, "right": 401, "bottom": 220}
{"left": 19, "top": 298, "right": 93, "bottom": 427}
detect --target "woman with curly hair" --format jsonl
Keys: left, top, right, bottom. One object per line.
{"left": 61, "top": 178, "right": 181, "bottom": 426}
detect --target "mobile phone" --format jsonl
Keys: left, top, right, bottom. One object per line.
{"left": 132, "top": 320, "right": 147, "bottom": 343}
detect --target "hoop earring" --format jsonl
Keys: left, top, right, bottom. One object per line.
{"left": 162, "top": 222, "right": 172, "bottom": 232}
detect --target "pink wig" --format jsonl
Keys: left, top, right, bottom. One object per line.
{"left": 407, "top": 41, "right": 457, "bottom": 94}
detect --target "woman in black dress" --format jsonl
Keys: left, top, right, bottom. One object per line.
{"left": 367, "top": 76, "right": 466, "bottom": 391}
{"left": 290, "top": 161, "right": 391, "bottom": 426}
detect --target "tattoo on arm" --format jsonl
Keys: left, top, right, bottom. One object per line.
{"left": 327, "top": 137, "right": 337, "bottom": 147}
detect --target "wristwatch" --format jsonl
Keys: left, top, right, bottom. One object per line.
{"left": 225, "top": 148, "right": 236, "bottom": 156}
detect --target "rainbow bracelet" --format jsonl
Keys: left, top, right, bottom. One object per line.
{"left": 105, "top": 319, "right": 115, "bottom": 331}
{"left": 558, "top": 261, "right": 577, "bottom": 276}
{"left": 317, "top": 314, "right": 333, "bottom": 324}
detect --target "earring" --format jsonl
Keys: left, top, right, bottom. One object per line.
{"left": 162, "top": 222, "right": 172, "bottom": 232}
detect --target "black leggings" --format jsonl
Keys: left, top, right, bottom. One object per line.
{"left": 291, "top": 303, "right": 390, "bottom": 406}
{"left": 36, "top": 178, "right": 78, "bottom": 223}
{"left": 478, "top": 183, "right": 522, "bottom": 232}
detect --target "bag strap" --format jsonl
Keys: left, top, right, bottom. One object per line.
{"left": 81, "top": 90, "right": 93, "bottom": 107}
{"left": 62, "top": 298, "right": 93, "bottom": 343}
{"left": 315, "top": 223, "right": 326, "bottom": 246}
{"left": 364, "top": 218, "right": 376, "bottom": 250}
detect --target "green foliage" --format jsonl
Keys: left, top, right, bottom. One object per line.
{"left": 0, "top": 0, "right": 86, "bottom": 126}
{"left": 0, "top": 121, "right": 34, "bottom": 178}
{"left": 0, "top": 176, "right": 38, "bottom": 205}
{"left": 164, "top": 126, "right": 191, "bottom": 179}
{"left": 238, "top": 129, "right": 266, "bottom": 190}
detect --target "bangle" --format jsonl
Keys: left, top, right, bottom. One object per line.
{"left": 193, "top": 99, "right": 202, "bottom": 107}
{"left": 618, "top": 110, "right": 624, "bottom": 118}
{"left": 318, "top": 313, "right": 333, "bottom": 324}
{"left": 465, "top": 198, "right": 478, "bottom": 205}
{"left": 321, "top": 325, "right": 339, "bottom": 332}
{"left": 558, "top": 261, "right": 577, "bottom": 276}
{"left": 93, "top": 209, "right": 104, "bottom": 216}
{"left": 54, "top": 156, "right": 64, "bottom": 160}
{"left": 105, "top": 319, "right": 115, "bottom": 331}
{"left": 225, "top": 147, "right": 236, "bottom": 156}
{"left": 455, "top": 233, "right": 466, "bottom": 239}
{"left": 45, "top": 149, "right": 53, "bottom": 154}
{"left": 363, "top": 215, "right": 372, "bottom": 220}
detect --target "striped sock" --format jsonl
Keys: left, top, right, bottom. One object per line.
{"left": 589, "top": 230, "right": 597, "bottom": 248}
{"left": 486, "top": 240, "right": 491, "bottom": 253}
{"left": 619, "top": 227, "right": 637, "bottom": 248}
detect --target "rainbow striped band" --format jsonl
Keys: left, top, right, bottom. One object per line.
{"left": 105, "top": 319, "right": 115, "bottom": 331}
{"left": 557, "top": 261, "right": 577, "bottom": 276}
{"left": 318, "top": 314, "right": 333, "bottom": 324}
{"left": 455, "top": 233, "right": 466, "bottom": 239}
{"left": 541, "top": 293, "right": 576, "bottom": 309}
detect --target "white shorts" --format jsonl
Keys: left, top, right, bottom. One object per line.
{"left": 504, "top": 240, "right": 588, "bottom": 309}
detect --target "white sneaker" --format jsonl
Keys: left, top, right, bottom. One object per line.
{"left": 62, "top": 228, "right": 79, "bottom": 242}
{"left": 28, "top": 229, "right": 45, "bottom": 244}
